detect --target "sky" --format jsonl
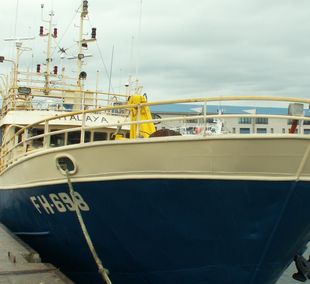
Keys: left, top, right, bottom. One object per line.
{"left": 1, "top": 0, "right": 310, "bottom": 102}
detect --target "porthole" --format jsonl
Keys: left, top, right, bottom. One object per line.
{"left": 55, "top": 155, "right": 77, "bottom": 175}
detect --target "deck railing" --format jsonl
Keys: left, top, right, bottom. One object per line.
{"left": 1, "top": 86, "right": 129, "bottom": 115}
{"left": 1, "top": 95, "right": 310, "bottom": 173}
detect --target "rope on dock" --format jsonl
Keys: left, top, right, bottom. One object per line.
{"left": 65, "top": 170, "right": 112, "bottom": 284}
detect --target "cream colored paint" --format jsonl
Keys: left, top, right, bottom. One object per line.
{"left": 0, "top": 135, "right": 310, "bottom": 189}
{"left": 0, "top": 110, "right": 129, "bottom": 128}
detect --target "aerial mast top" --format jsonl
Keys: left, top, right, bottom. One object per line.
{"left": 40, "top": 4, "right": 58, "bottom": 95}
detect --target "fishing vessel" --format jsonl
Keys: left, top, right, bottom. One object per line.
{"left": 0, "top": 1, "right": 310, "bottom": 284}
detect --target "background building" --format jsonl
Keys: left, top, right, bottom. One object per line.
{"left": 151, "top": 104, "right": 310, "bottom": 135}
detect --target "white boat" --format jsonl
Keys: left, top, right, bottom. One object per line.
{"left": 0, "top": 1, "right": 310, "bottom": 284}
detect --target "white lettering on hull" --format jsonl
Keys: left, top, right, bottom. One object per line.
{"left": 30, "top": 192, "right": 90, "bottom": 214}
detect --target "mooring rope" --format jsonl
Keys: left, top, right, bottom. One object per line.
{"left": 65, "top": 170, "right": 112, "bottom": 284}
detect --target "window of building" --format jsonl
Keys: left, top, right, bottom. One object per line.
{"left": 304, "top": 120, "right": 310, "bottom": 125}
{"left": 304, "top": 129, "right": 310, "bottom": 135}
{"left": 287, "top": 127, "right": 298, "bottom": 133}
{"left": 288, "top": 119, "right": 299, "bottom": 125}
{"left": 240, "top": 128, "right": 250, "bottom": 134}
{"left": 270, "top": 128, "right": 274, "bottom": 134}
{"left": 239, "top": 117, "right": 252, "bottom": 124}
{"left": 187, "top": 119, "right": 198, "bottom": 123}
{"left": 256, "top": 128, "right": 267, "bottom": 134}
{"left": 255, "top": 117, "right": 268, "bottom": 124}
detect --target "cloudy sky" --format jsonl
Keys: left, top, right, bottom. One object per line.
{"left": 1, "top": 0, "right": 310, "bottom": 101}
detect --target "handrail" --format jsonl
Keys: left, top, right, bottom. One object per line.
{"left": 1, "top": 113, "right": 309, "bottom": 169}
{"left": 1, "top": 84, "right": 129, "bottom": 115}
{"left": 138, "top": 95, "right": 310, "bottom": 107}
{"left": 1, "top": 95, "right": 310, "bottom": 173}
{"left": 10, "top": 94, "right": 310, "bottom": 128}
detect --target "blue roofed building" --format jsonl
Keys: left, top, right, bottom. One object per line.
{"left": 150, "top": 103, "right": 310, "bottom": 135}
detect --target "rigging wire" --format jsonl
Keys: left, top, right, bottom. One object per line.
{"left": 127, "top": 0, "right": 143, "bottom": 92}
{"left": 108, "top": 45, "right": 115, "bottom": 96}
{"left": 135, "top": 0, "right": 143, "bottom": 79}
{"left": 87, "top": 17, "right": 114, "bottom": 92}
{"left": 51, "top": 4, "right": 81, "bottom": 58}
{"left": 97, "top": 40, "right": 115, "bottom": 94}
{"left": 128, "top": 36, "right": 135, "bottom": 83}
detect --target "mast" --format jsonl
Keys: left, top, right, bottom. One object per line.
{"left": 74, "top": 0, "right": 96, "bottom": 110}
{"left": 40, "top": 4, "right": 57, "bottom": 95}
{"left": 3, "top": 38, "right": 34, "bottom": 97}
{"left": 45, "top": 10, "right": 54, "bottom": 95}
{"left": 77, "top": 0, "right": 88, "bottom": 88}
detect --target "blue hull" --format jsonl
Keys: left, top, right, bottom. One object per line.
{"left": 0, "top": 179, "right": 310, "bottom": 284}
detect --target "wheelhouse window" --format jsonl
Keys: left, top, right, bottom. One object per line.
{"left": 50, "top": 133, "right": 65, "bottom": 147}
{"left": 30, "top": 128, "right": 44, "bottom": 148}
{"left": 93, "top": 132, "right": 107, "bottom": 141}
{"left": 85, "top": 131, "right": 91, "bottom": 143}
{"left": 15, "top": 127, "right": 23, "bottom": 144}
{"left": 67, "top": 131, "right": 81, "bottom": 145}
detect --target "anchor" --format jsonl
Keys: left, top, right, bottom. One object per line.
{"left": 293, "top": 255, "right": 310, "bottom": 282}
